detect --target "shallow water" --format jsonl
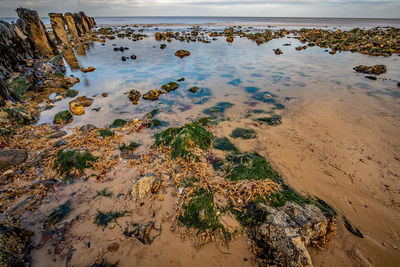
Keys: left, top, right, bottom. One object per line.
{"left": 37, "top": 26, "right": 400, "bottom": 129}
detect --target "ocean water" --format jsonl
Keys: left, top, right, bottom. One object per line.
{"left": 1, "top": 16, "right": 400, "bottom": 30}
{"left": 35, "top": 26, "right": 400, "bottom": 130}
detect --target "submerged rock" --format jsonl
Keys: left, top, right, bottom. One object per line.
{"left": 188, "top": 86, "right": 199, "bottom": 93}
{"left": 143, "top": 89, "right": 162, "bottom": 101}
{"left": 175, "top": 49, "right": 191, "bottom": 58}
{"left": 128, "top": 89, "right": 141, "bottom": 104}
{"left": 274, "top": 48, "right": 283, "bottom": 55}
{"left": 353, "top": 65, "right": 387, "bottom": 75}
{"left": 72, "top": 96, "right": 93, "bottom": 107}
{"left": 123, "top": 221, "right": 160, "bottom": 244}
{"left": 130, "top": 174, "right": 156, "bottom": 200}
{"left": 257, "top": 202, "right": 331, "bottom": 266}
{"left": 0, "top": 149, "right": 28, "bottom": 170}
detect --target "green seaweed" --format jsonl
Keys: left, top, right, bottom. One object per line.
{"left": 177, "top": 77, "right": 185, "bottom": 82}
{"left": 95, "top": 188, "right": 113, "bottom": 198}
{"left": 54, "top": 149, "right": 97, "bottom": 175}
{"left": 225, "top": 153, "right": 281, "bottom": 182}
{"left": 150, "top": 119, "right": 162, "bottom": 128}
{"left": 230, "top": 128, "right": 256, "bottom": 139}
{"left": 94, "top": 210, "right": 128, "bottom": 230}
{"left": 254, "top": 115, "right": 282, "bottom": 126}
{"left": 213, "top": 137, "right": 238, "bottom": 152}
{"left": 203, "top": 102, "right": 234, "bottom": 117}
{"left": 146, "top": 109, "right": 159, "bottom": 118}
{"left": 43, "top": 200, "right": 71, "bottom": 229}
{"left": 154, "top": 121, "right": 212, "bottom": 159}
{"left": 8, "top": 78, "right": 28, "bottom": 96}
{"left": 109, "top": 119, "right": 127, "bottom": 128}
{"left": 178, "top": 189, "right": 230, "bottom": 240}
{"left": 98, "top": 129, "right": 114, "bottom": 138}
{"left": 120, "top": 142, "right": 140, "bottom": 151}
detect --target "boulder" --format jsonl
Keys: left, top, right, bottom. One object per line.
{"left": 53, "top": 110, "right": 73, "bottom": 124}
{"left": 0, "top": 149, "right": 28, "bottom": 170}
{"left": 257, "top": 202, "right": 330, "bottom": 266}
{"left": 175, "top": 49, "right": 190, "bottom": 58}
{"left": 130, "top": 174, "right": 156, "bottom": 200}
{"left": 69, "top": 101, "right": 85, "bottom": 115}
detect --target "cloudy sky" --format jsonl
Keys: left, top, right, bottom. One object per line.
{"left": 0, "top": 0, "right": 399, "bottom": 18}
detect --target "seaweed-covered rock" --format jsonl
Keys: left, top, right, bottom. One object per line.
{"left": 257, "top": 202, "right": 330, "bottom": 266}
{"left": 128, "top": 89, "right": 141, "bottom": 104}
{"left": 79, "top": 124, "right": 97, "bottom": 132}
{"left": 0, "top": 219, "right": 33, "bottom": 267}
{"left": 188, "top": 86, "right": 199, "bottom": 93}
{"left": 143, "top": 89, "right": 162, "bottom": 101}
{"left": 0, "top": 149, "right": 28, "bottom": 170}
{"left": 353, "top": 65, "right": 387, "bottom": 75}
{"left": 161, "top": 81, "right": 179, "bottom": 92}
{"left": 53, "top": 148, "right": 97, "bottom": 175}
{"left": 53, "top": 110, "right": 73, "bottom": 124}
{"left": 175, "top": 49, "right": 190, "bottom": 58}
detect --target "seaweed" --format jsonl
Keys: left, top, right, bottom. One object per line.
{"left": 146, "top": 109, "right": 159, "bottom": 118}
{"left": 43, "top": 200, "right": 71, "bottom": 229}
{"left": 95, "top": 188, "right": 113, "bottom": 198}
{"left": 251, "top": 91, "right": 277, "bottom": 103}
{"left": 230, "top": 202, "right": 268, "bottom": 228}
{"left": 203, "top": 102, "right": 234, "bottom": 117}
{"left": 94, "top": 210, "right": 128, "bottom": 230}
{"left": 98, "top": 129, "right": 114, "bottom": 138}
{"left": 150, "top": 119, "right": 162, "bottom": 128}
{"left": 178, "top": 189, "right": 230, "bottom": 240}
{"left": 213, "top": 137, "right": 238, "bottom": 152}
{"left": 230, "top": 128, "right": 256, "bottom": 139}
{"left": 154, "top": 121, "right": 212, "bottom": 159}
{"left": 255, "top": 115, "right": 282, "bottom": 126}
{"left": 53, "top": 110, "right": 73, "bottom": 124}
{"left": 54, "top": 149, "right": 97, "bottom": 175}
{"left": 225, "top": 153, "right": 281, "bottom": 182}
{"left": 8, "top": 78, "right": 28, "bottom": 96}
{"left": 120, "top": 142, "right": 140, "bottom": 151}
{"left": 109, "top": 119, "right": 127, "bottom": 128}
{"left": 273, "top": 103, "right": 285, "bottom": 110}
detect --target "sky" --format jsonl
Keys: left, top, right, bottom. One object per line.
{"left": 0, "top": 0, "right": 399, "bottom": 18}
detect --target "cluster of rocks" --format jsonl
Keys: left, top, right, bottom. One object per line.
{"left": 0, "top": 7, "right": 95, "bottom": 104}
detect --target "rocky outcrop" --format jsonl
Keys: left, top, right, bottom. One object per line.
{"left": 16, "top": 8, "right": 57, "bottom": 58}
{"left": 64, "top": 13, "right": 79, "bottom": 39}
{"left": 72, "top": 13, "right": 85, "bottom": 37}
{"left": 49, "top": 13, "right": 70, "bottom": 46}
{"left": 255, "top": 202, "right": 333, "bottom": 266}
{"left": 79, "top": 11, "right": 90, "bottom": 33}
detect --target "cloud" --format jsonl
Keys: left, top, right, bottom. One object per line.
{"left": 0, "top": 0, "right": 399, "bottom": 18}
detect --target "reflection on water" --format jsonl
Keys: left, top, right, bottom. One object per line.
{"left": 38, "top": 26, "right": 400, "bottom": 128}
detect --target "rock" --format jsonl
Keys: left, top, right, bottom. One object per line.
{"left": 160, "top": 44, "right": 167, "bottom": 49}
{"left": 226, "top": 37, "right": 234, "bottom": 42}
{"left": 175, "top": 49, "right": 191, "bottom": 58}
{"left": 257, "top": 202, "right": 330, "bottom": 266}
{"left": 0, "top": 149, "right": 28, "bottom": 170}
{"left": 143, "top": 89, "right": 162, "bottom": 101}
{"left": 128, "top": 89, "right": 141, "bottom": 104}
{"left": 353, "top": 65, "right": 387, "bottom": 75}
{"left": 79, "top": 124, "right": 97, "bottom": 132}
{"left": 123, "top": 221, "right": 160, "bottom": 244}
{"left": 130, "top": 55, "right": 137, "bottom": 60}
{"left": 274, "top": 48, "right": 283, "bottom": 55}
{"left": 0, "top": 218, "right": 33, "bottom": 266}
{"left": 255, "top": 37, "right": 265, "bottom": 44}
{"left": 188, "top": 86, "right": 199, "bottom": 93}
{"left": 69, "top": 101, "right": 85, "bottom": 115}
{"left": 80, "top": 66, "right": 95, "bottom": 73}
{"left": 55, "top": 139, "right": 68, "bottom": 147}
{"left": 130, "top": 174, "right": 156, "bottom": 200}
{"left": 101, "top": 93, "right": 108, "bottom": 97}
{"left": 5, "top": 107, "right": 36, "bottom": 124}
{"left": 53, "top": 110, "right": 73, "bottom": 124}
{"left": 161, "top": 81, "right": 179, "bottom": 92}
{"left": 16, "top": 8, "right": 57, "bottom": 58}
{"left": 121, "top": 56, "right": 127, "bottom": 61}
{"left": 49, "top": 130, "right": 67, "bottom": 139}
{"left": 177, "top": 77, "right": 185, "bottom": 82}
{"left": 365, "top": 76, "right": 377, "bottom": 80}
{"left": 49, "top": 13, "right": 70, "bottom": 46}
{"left": 107, "top": 242, "right": 120, "bottom": 252}
{"left": 397, "top": 81, "right": 400, "bottom": 87}
{"left": 64, "top": 13, "right": 79, "bottom": 39}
